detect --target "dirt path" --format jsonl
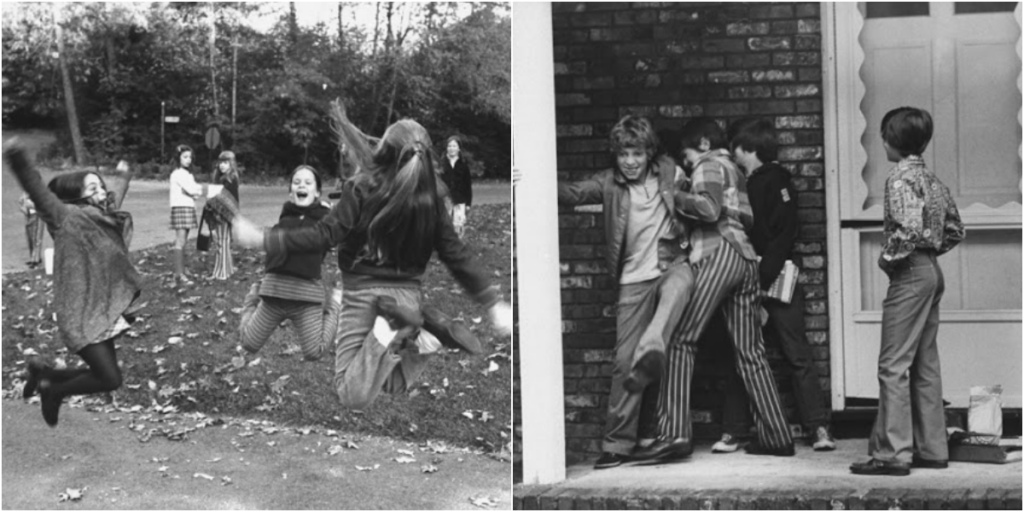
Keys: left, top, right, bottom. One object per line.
{"left": 2, "top": 399, "right": 510, "bottom": 509}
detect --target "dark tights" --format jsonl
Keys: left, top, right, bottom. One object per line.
{"left": 45, "top": 339, "right": 122, "bottom": 398}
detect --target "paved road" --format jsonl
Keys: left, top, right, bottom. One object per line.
{"left": 1, "top": 136, "right": 510, "bottom": 274}
{"left": 3, "top": 399, "right": 510, "bottom": 509}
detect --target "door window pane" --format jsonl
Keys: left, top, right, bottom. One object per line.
{"left": 865, "top": 2, "right": 929, "bottom": 18}
{"left": 955, "top": 2, "right": 1018, "bottom": 14}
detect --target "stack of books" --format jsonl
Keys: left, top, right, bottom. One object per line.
{"left": 766, "top": 260, "right": 799, "bottom": 304}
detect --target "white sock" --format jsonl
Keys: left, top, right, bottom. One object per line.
{"left": 372, "top": 316, "right": 397, "bottom": 348}
{"left": 414, "top": 330, "right": 443, "bottom": 354}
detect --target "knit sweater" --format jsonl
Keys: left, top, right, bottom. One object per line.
{"left": 7, "top": 151, "right": 141, "bottom": 352}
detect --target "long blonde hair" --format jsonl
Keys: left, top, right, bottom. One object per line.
{"left": 356, "top": 120, "right": 440, "bottom": 268}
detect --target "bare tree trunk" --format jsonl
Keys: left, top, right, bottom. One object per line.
{"left": 54, "top": 5, "right": 86, "bottom": 164}
{"left": 337, "top": 3, "right": 344, "bottom": 50}
{"left": 232, "top": 38, "right": 237, "bottom": 136}
{"left": 288, "top": 2, "right": 298, "bottom": 47}
{"left": 209, "top": 2, "right": 218, "bottom": 118}
{"left": 372, "top": 3, "right": 380, "bottom": 58}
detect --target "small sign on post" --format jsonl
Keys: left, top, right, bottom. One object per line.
{"left": 164, "top": 116, "right": 180, "bottom": 123}
{"left": 205, "top": 127, "right": 221, "bottom": 150}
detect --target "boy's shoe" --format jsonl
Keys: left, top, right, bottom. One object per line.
{"left": 849, "top": 458, "right": 910, "bottom": 476}
{"left": 22, "top": 359, "right": 49, "bottom": 400}
{"left": 711, "top": 433, "right": 744, "bottom": 453}
{"left": 812, "top": 425, "right": 837, "bottom": 451}
{"left": 421, "top": 305, "right": 482, "bottom": 355}
{"left": 623, "top": 350, "right": 665, "bottom": 393}
{"left": 744, "top": 441, "right": 795, "bottom": 457}
{"left": 910, "top": 456, "right": 948, "bottom": 469}
{"left": 593, "top": 452, "right": 629, "bottom": 469}
{"left": 632, "top": 437, "right": 693, "bottom": 462}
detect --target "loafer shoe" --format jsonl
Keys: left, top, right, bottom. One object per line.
{"left": 623, "top": 350, "right": 665, "bottom": 393}
{"left": 849, "top": 458, "right": 910, "bottom": 476}
{"left": 421, "top": 305, "right": 482, "bottom": 354}
{"left": 594, "top": 452, "right": 629, "bottom": 469}
{"left": 911, "top": 456, "right": 948, "bottom": 469}
{"left": 744, "top": 441, "right": 795, "bottom": 456}
{"left": 632, "top": 437, "right": 693, "bottom": 461}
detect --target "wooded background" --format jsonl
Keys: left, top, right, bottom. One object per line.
{"left": 2, "top": 2, "right": 511, "bottom": 179}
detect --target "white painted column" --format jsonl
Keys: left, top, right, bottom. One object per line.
{"left": 512, "top": 2, "right": 567, "bottom": 484}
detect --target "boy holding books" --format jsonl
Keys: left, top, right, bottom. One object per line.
{"left": 709, "top": 118, "right": 835, "bottom": 454}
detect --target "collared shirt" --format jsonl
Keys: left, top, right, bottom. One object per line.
{"left": 881, "top": 155, "right": 964, "bottom": 263}
{"left": 675, "top": 149, "right": 757, "bottom": 264}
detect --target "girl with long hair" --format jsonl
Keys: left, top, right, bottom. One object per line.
{"left": 234, "top": 117, "right": 511, "bottom": 409}
{"left": 238, "top": 165, "right": 341, "bottom": 361}
{"left": 205, "top": 150, "right": 240, "bottom": 279}
{"left": 4, "top": 140, "right": 142, "bottom": 426}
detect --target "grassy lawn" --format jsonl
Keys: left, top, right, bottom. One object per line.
{"left": 1, "top": 204, "right": 512, "bottom": 457}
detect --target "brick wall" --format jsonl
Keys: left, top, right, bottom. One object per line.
{"left": 514, "top": 1, "right": 830, "bottom": 472}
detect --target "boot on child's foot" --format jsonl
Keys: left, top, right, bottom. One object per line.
{"left": 22, "top": 359, "right": 49, "bottom": 399}
{"left": 39, "top": 382, "right": 61, "bottom": 427}
{"left": 421, "top": 306, "right": 481, "bottom": 354}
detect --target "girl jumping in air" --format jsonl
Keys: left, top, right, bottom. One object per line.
{"left": 234, "top": 115, "right": 511, "bottom": 410}
{"left": 4, "top": 140, "right": 142, "bottom": 427}
{"left": 238, "top": 165, "right": 342, "bottom": 361}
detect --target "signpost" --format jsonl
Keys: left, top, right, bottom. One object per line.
{"left": 161, "top": 102, "right": 180, "bottom": 161}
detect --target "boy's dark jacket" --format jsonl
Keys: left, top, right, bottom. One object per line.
{"left": 746, "top": 162, "right": 798, "bottom": 290}
{"left": 264, "top": 174, "right": 498, "bottom": 308}
{"left": 556, "top": 155, "right": 689, "bottom": 278}
{"left": 265, "top": 201, "right": 331, "bottom": 280}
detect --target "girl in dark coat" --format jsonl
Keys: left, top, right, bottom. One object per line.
{"left": 4, "top": 140, "right": 142, "bottom": 427}
{"left": 439, "top": 136, "right": 472, "bottom": 238}
{"left": 238, "top": 165, "right": 341, "bottom": 361}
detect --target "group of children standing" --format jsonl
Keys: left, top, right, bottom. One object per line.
{"left": 529, "top": 106, "right": 962, "bottom": 476}
{"left": 4, "top": 114, "right": 511, "bottom": 427}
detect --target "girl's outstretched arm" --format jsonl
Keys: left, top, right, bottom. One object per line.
{"left": 103, "top": 160, "right": 134, "bottom": 210}
{"left": 3, "top": 139, "right": 68, "bottom": 231}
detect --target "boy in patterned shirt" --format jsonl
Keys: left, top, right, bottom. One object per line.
{"left": 850, "top": 107, "right": 965, "bottom": 476}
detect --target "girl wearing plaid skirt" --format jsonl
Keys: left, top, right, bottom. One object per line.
{"left": 169, "top": 144, "right": 206, "bottom": 284}
{"left": 238, "top": 165, "right": 341, "bottom": 361}
{"left": 4, "top": 140, "right": 142, "bottom": 427}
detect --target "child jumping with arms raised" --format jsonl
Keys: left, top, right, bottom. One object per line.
{"left": 5, "top": 140, "right": 142, "bottom": 427}
{"left": 238, "top": 165, "right": 341, "bottom": 361}
{"left": 233, "top": 115, "right": 511, "bottom": 410}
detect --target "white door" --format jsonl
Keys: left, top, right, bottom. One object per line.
{"left": 828, "top": 2, "right": 1022, "bottom": 408}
